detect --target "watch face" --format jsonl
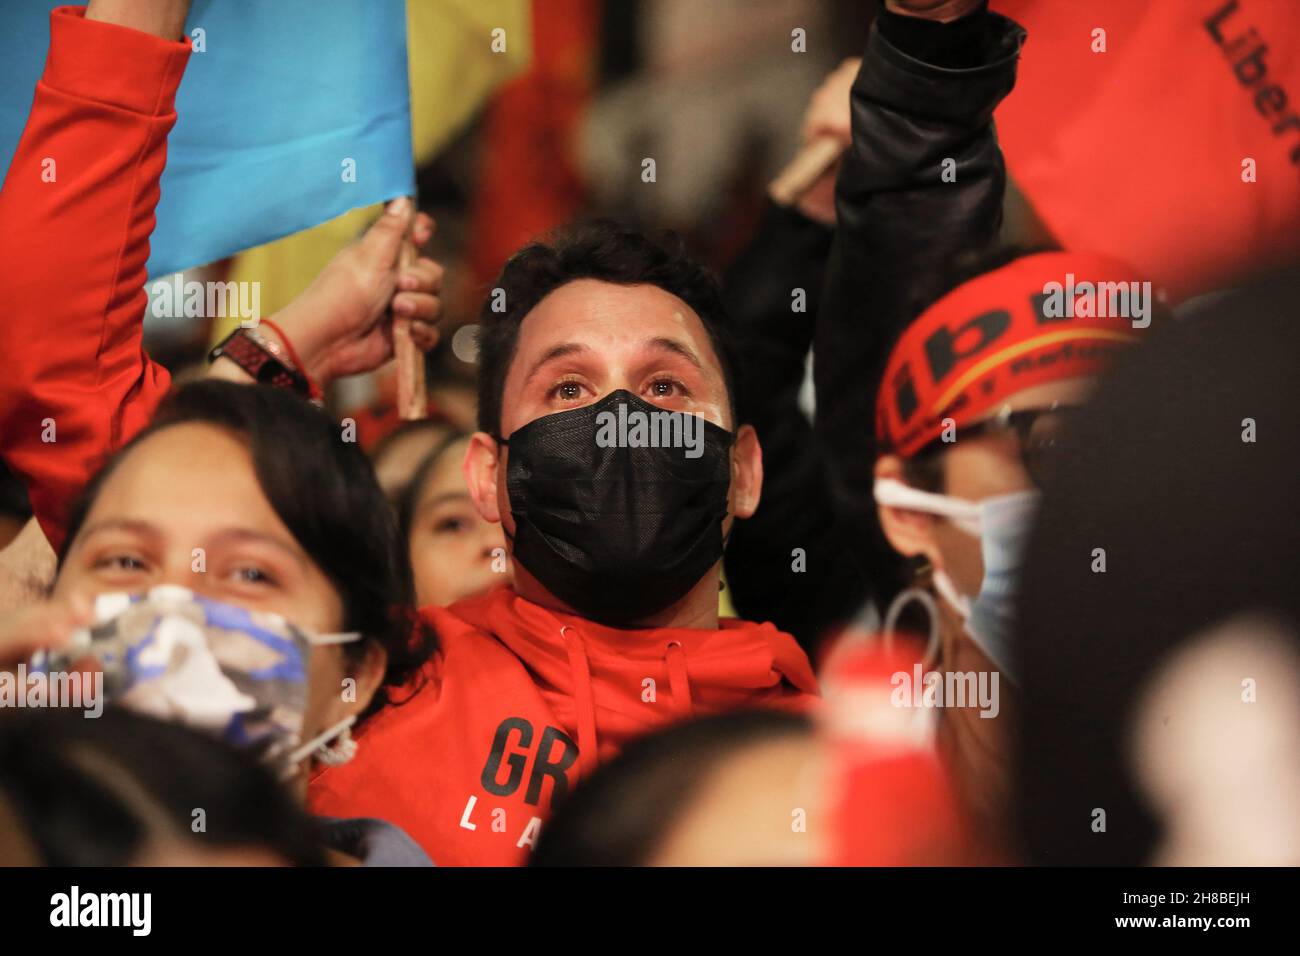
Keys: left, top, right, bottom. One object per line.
{"left": 215, "top": 331, "right": 305, "bottom": 395}
{"left": 255, "top": 357, "right": 284, "bottom": 384}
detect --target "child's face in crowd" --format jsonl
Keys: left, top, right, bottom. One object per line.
{"left": 408, "top": 436, "right": 507, "bottom": 607}
{"left": 463, "top": 279, "right": 763, "bottom": 589}
{"left": 876, "top": 377, "right": 1094, "bottom": 601}
{"left": 52, "top": 423, "right": 384, "bottom": 783}
{"left": 373, "top": 423, "right": 453, "bottom": 502}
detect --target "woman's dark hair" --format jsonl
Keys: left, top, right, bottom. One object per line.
{"left": 0, "top": 707, "right": 328, "bottom": 866}
{"left": 0, "top": 458, "right": 32, "bottom": 522}
{"left": 1013, "top": 267, "right": 1300, "bottom": 864}
{"left": 57, "top": 380, "right": 435, "bottom": 717}
{"left": 531, "top": 710, "right": 810, "bottom": 866}
{"left": 475, "top": 219, "right": 741, "bottom": 438}
{"left": 396, "top": 429, "right": 470, "bottom": 543}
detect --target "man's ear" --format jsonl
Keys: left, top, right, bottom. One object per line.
{"left": 875, "top": 454, "right": 943, "bottom": 568}
{"left": 729, "top": 424, "right": 763, "bottom": 519}
{"left": 463, "top": 432, "right": 503, "bottom": 524}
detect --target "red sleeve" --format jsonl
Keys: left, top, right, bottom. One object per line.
{"left": 0, "top": 6, "right": 191, "bottom": 551}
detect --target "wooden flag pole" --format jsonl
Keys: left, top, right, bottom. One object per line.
{"left": 393, "top": 222, "right": 427, "bottom": 420}
{"left": 767, "top": 135, "right": 845, "bottom": 207}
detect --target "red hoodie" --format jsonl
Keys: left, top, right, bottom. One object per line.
{"left": 307, "top": 586, "right": 819, "bottom": 866}
{"left": 2, "top": 10, "right": 821, "bottom": 868}
{"left": 0, "top": 7, "right": 184, "bottom": 551}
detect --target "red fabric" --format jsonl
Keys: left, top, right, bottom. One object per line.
{"left": 876, "top": 251, "right": 1146, "bottom": 458}
{"left": 817, "top": 644, "right": 974, "bottom": 866}
{"left": 0, "top": 16, "right": 812, "bottom": 873}
{"left": 463, "top": 0, "right": 596, "bottom": 299}
{"left": 307, "top": 585, "right": 820, "bottom": 866}
{"left": 0, "top": 7, "right": 188, "bottom": 550}
{"left": 992, "top": 0, "right": 1300, "bottom": 301}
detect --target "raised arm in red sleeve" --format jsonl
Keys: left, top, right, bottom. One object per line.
{"left": 0, "top": 6, "right": 191, "bottom": 551}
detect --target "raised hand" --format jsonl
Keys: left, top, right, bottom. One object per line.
{"left": 232, "top": 198, "right": 445, "bottom": 387}
{"left": 884, "top": 0, "right": 986, "bottom": 22}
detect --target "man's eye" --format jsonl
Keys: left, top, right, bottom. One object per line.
{"left": 550, "top": 381, "right": 584, "bottom": 401}
{"left": 647, "top": 378, "right": 686, "bottom": 399}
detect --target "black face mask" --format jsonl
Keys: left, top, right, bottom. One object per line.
{"left": 500, "top": 389, "right": 734, "bottom": 625}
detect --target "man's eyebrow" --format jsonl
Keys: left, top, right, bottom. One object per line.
{"left": 645, "top": 336, "right": 703, "bottom": 370}
{"left": 522, "top": 342, "right": 591, "bottom": 387}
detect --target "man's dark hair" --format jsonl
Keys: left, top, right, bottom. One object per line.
{"left": 58, "top": 380, "right": 435, "bottom": 720}
{"left": 475, "top": 220, "right": 740, "bottom": 437}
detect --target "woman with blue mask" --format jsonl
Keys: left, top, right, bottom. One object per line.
{"left": 1, "top": 381, "right": 436, "bottom": 866}
{"left": 868, "top": 250, "right": 1153, "bottom": 845}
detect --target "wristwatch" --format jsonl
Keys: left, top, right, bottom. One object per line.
{"left": 208, "top": 327, "right": 313, "bottom": 398}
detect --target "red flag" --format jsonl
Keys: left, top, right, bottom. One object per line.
{"left": 993, "top": 0, "right": 1300, "bottom": 301}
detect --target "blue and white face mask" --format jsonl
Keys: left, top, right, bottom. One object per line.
{"left": 32, "top": 584, "right": 362, "bottom": 776}
{"left": 874, "top": 478, "right": 1042, "bottom": 683}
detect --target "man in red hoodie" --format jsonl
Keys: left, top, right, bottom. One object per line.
{"left": 307, "top": 223, "right": 820, "bottom": 865}
{"left": 0, "top": 5, "right": 816, "bottom": 866}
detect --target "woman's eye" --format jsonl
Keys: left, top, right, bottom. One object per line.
{"left": 230, "top": 566, "right": 273, "bottom": 585}
{"left": 96, "top": 554, "right": 146, "bottom": 573}
{"left": 434, "top": 517, "right": 467, "bottom": 535}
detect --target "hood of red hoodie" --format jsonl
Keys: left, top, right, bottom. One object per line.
{"left": 440, "top": 586, "right": 819, "bottom": 774}
{"left": 308, "top": 586, "right": 820, "bottom": 865}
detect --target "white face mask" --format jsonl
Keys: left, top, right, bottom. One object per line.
{"left": 33, "top": 584, "right": 362, "bottom": 777}
{"left": 875, "top": 478, "right": 1041, "bottom": 682}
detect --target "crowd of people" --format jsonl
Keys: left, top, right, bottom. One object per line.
{"left": 0, "top": 0, "right": 1296, "bottom": 870}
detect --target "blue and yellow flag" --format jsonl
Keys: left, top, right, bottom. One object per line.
{"left": 0, "top": 0, "right": 416, "bottom": 278}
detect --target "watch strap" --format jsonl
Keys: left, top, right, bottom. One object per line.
{"left": 208, "top": 327, "right": 312, "bottom": 397}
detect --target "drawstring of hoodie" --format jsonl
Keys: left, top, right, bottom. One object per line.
{"left": 664, "top": 640, "right": 694, "bottom": 717}
{"left": 560, "top": 625, "right": 600, "bottom": 780}
{"left": 559, "top": 624, "right": 698, "bottom": 777}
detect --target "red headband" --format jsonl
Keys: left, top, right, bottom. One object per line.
{"left": 875, "top": 252, "right": 1151, "bottom": 458}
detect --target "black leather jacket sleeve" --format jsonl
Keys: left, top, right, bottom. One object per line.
{"left": 721, "top": 201, "right": 860, "bottom": 647}
{"left": 815, "top": 9, "right": 1027, "bottom": 522}
{"left": 723, "top": 8, "right": 1026, "bottom": 652}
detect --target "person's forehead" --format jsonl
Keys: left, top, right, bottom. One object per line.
{"left": 89, "top": 423, "right": 269, "bottom": 522}
{"left": 513, "top": 279, "right": 718, "bottom": 366}
{"left": 103, "top": 423, "right": 251, "bottom": 484}
{"left": 418, "top": 438, "right": 472, "bottom": 504}
{"left": 77, "top": 424, "right": 311, "bottom": 565}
